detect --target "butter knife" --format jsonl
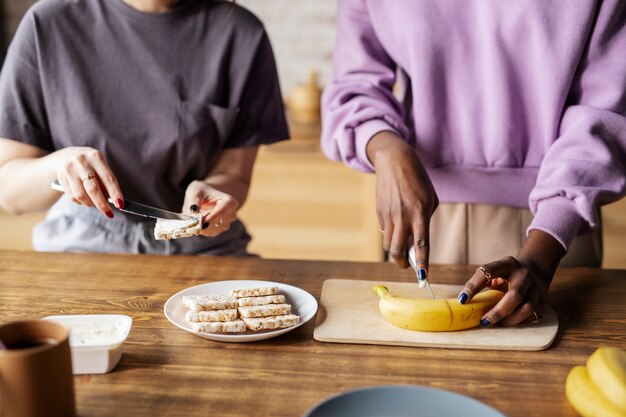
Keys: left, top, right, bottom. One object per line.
{"left": 408, "top": 246, "right": 436, "bottom": 299}
{"left": 51, "top": 180, "right": 195, "bottom": 221}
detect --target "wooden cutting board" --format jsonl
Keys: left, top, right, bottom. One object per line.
{"left": 313, "top": 279, "right": 558, "bottom": 351}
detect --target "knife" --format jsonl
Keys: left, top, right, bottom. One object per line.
{"left": 408, "top": 246, "right": 436, "bottom": 299}
{"left": 51, "top": 180, "right": 195, "bottom": 221}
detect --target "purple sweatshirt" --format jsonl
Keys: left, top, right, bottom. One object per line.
{"left": 322, "top": 0, "right": 626, "bottom": 250}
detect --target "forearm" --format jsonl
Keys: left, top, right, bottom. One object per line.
{"left": 0, "top": 154, "right": 61, "bottom": 214}
{"left": 517, "top": 229, "right": 566, "bottom": 287}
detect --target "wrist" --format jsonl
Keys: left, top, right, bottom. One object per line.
{"left": 517, "top": 229, "right": 565, "bottom": 285}
{"left": 366, "top": 131, "right": 413, "bottom": 167}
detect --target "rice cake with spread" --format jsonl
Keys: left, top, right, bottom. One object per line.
{"left": 154, "top": 216, "right": 202, "bottom": 240}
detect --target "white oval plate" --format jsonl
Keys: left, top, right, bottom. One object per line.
{"left": 303, "top": 385, "right": 507, "bottom": 417}
{"left": 164, "top": 280, "right": 318, "bottom": 342}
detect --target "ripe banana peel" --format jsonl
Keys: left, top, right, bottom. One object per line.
{"left": 587, "top": 347, "right": 626, "bottom": 413}
{"left": 565, "top": 347, "right": 626, "bottom": 417}
{"left": 566, "top": 365, "right": 625, "bottom": 417}
{"left": 372, "top": 285, "right": 503, "bottom": 332}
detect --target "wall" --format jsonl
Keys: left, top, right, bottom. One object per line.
{"left": 238, "top": 0, "right": 336, "bottom": 95}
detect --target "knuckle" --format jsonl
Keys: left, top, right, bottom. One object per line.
{"left": 87, "top": 149, "right": 102, "bottom": 160}
{"left": 389, "top": 244, "right": 404, "bottom": 259}
{"left": 507, "top": 287, "right": 525, "bottom": 304}
{"left": 465, "top": 282, "right": 479, "bottom": 294}
{"left": 103, "top": 175, "right": 116, "bottom": 185}
{"left": 489, "top": 310, "right": 503, "bottom": 323}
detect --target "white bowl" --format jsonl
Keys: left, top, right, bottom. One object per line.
{"left": 42, "top": 314, "right": 132, "bottom": 374}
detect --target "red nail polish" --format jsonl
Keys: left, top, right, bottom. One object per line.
{"left": 117, "top": 199, "right": 125, "bottom": 209}
{"left": 106, "top": 210, "right": 114, "bottom": 219}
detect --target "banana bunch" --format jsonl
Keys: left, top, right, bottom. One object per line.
{"left": 566, "top": 347, "right": 626, "bottom": 417}
{"left": 372, "top": 285, "right": 503, "bottom": 332}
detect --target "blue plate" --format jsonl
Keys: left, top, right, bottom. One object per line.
{"left": 303, "top": 385, "right": 507, "bottom": 417}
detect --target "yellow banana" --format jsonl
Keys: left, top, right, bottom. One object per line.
{"left": 566, "top": 365, "right": 626, "bottom": 417}
{"left": 372, "top": 285, "right": 503, "bottom": 332}
{"left": 587, "top": 348, "right": 626, "bottom": 413}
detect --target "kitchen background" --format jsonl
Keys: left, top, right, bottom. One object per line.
{"left": 0, "top": 0, "right": 624, "bottom": 267}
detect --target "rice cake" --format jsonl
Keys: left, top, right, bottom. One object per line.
{"left": 238, "top": 303, "right": 291, "bottom": 318}
{"left": 229, "top": 287, "right": 279, "bottom": 298}
{"left": 183, "top": 294, "right": 238, "bottom": 311}
{"left": 154, "top": 216, "right": 202, "bottom": 240}
{"left": 236, "top": 295, "right": 286, "bottom": 307}
{"left": 185, "top": 309, "right": 238, "bottom": 323}
{"left": 243, "top": 314, "right": 301, "bottom": 331}
{"left": 191, "top": 320, "right": 246, "bottom": 333}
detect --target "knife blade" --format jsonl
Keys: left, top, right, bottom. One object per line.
{"left": 408, "top": 246, "right": 436, "bottom": 299}
{"left": 51, "top": 180, "right": 195, "bottom": 221}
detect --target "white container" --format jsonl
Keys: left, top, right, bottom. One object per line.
{"left": 42, "top": 314, "right": 132, "bottom": 374}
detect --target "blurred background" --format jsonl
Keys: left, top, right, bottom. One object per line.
{"left": 0, "top": 0, "right": 624, "bottom": 267}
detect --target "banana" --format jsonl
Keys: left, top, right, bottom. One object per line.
{"left": 587, "top": 348, "right": 626, "bottom": 413}
{"left": 566, "top": 365, "right": 626, "bottom": 417}
{"left": 372, "top": 286, "right": 503, "bottom": 332}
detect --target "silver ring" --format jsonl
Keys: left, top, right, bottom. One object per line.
{"left": 477, "top": 266, "right": 493, "bottom": 286}
{"left": 417, "top": 239, "right": 429, "bottom": 248}
{"left": 214, "top": 218, "right": 223, "bottom": 227}
{"left": 531, "top": 311, "right": 539, "bottom": 322}
{"left": 81, "top": 172, "right": 96, "bottom": 183}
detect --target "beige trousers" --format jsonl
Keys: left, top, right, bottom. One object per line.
{"left": 428, "top": 203, "right": 602, "bottom": 268}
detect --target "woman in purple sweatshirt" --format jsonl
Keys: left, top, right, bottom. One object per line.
{"left": 322, "top": 1, "right": 626, "bottom": 326}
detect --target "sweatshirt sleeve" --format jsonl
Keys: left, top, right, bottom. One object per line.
{"left": 320, "top": 0, "right": 410, "bottom": 173}
{"left": 528, "top": 0, "right": 626, "bottom": 250}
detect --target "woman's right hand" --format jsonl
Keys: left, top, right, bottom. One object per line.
{"left": 55, "top": 147, "right": 124, "bottom": 218}
{"left": 366, "top": 131, "right": 439, "bottom": 275}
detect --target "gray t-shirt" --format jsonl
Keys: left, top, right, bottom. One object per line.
{"left": 0, "top": 0, "right": 289, "bottom": 255}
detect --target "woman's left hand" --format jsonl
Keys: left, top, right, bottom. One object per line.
{"left": 456, "top": 229, "right": 566, "bottom": 327}
{"left": 183, "top": 180, "right": 239, "bottom": 237}
{"left": 456, "top": 256, "right": 550, "bottom": 327}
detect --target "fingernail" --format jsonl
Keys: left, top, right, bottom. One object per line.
{"left": 457, "top": 293, "right": 469, "bottom": 304}
{"left": 202, "top": 222, "right": 209, "bottom": 229}
{"left": 105, "top": 210, "right": 114, "bottom": 219}
{"left": 418, "top": 268, "right": 427, "bottom": 281}
{"left": 116, "top": 199, "right": 125, "bottom": 210}
{"left": 480, "top": 318, "right": 491, "bottom": 328}
{"left": 190, "top": 205, "right": 199, "bottom": 213}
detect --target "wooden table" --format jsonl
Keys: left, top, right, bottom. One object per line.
{"left": 1, "top": 250, "right": 625, "bottom": 417}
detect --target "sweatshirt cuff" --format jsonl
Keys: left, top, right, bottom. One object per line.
{"left": 353, "top": 119, "right": 401, "bottom": 171}
{"left": 527, "top": 197, "right": 585, "bottom": 251}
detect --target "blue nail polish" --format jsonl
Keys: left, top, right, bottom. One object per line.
{"left": 480, "top": 318, "right": 491, "bottom": 328}
{"left": 457, "top": 293, "right": 468, "bottom": 304}
{"left": 418, "top": 268, "right": 427, "bottom": 281}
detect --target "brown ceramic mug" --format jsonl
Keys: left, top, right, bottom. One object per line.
{"left": 0, "top": 320, "right": 76, "bottom": 417}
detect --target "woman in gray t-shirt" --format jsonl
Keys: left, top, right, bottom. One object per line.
{"left": 0, "top": 0, "right": 289, "bottom": 255}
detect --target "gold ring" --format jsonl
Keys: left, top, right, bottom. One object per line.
{"left": 477, "top": 266, "right": 493, "bottom": 286}
{"left": 81, "top": 172, "right": 96, "bottom": 183}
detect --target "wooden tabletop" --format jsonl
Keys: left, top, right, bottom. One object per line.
{"left": 1, "top": 250, "right": 625, "bottom": 417}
